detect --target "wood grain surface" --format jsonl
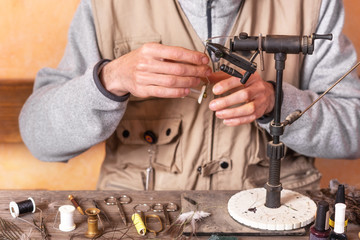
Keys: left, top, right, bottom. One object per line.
{"left": 1, "top": 190, "right": 360, "bottom": 239}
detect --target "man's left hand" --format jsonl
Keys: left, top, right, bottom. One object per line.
{"left": 208, "top": 71, "right": 275, "bottom": 126}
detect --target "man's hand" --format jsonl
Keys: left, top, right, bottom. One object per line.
{"left": 208, "top": 71, "right": 275, "bottom": 126}
{"left": 99, "top": 43, "right": 212, "bottom": 98}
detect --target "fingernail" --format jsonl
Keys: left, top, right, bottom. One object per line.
{"left": 206, "top": 69, "right": 212, "bottom": 76}
{"left": 202, "top": 56, "right": 209, "bottom": 64}
{"left": 213, "top": 85, "right": 222, "bottom": 94}
{"left": 209, "top": 101, "right": 216, "bottom": 110}
{"left": 216, "top": 110, "right": 224, "bottom": 118}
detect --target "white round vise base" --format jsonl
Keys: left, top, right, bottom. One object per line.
{"left": 228, "top": 188, "right": 316, "bottom": 231}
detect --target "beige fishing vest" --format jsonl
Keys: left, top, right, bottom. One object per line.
{"left": 92, "top": 0, "right": 322, "bottom": 191}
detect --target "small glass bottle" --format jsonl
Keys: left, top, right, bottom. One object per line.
{"left": 329, "top": 203, "right": 348, "bottom": 240}
{"left": 309, "top": 200, "right": 331, "bottom": 240}
{"left": 329, "top": 184, "right": 348, "bottom": 230}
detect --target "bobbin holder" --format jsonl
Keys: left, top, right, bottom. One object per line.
{"left": 207, "top": 32, "right": 332, "bottom": 208}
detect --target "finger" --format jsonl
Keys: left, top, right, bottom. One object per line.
{"left": 138, "top": 58, "right": 212, "bottom": 77}
{"left": 135, "top": 71, "right": 201, "bottom": 88}
{"left": 212, "top": 76, "right": 243, "bottom": 95}
{"left": 212, "top": 71, "right": 265, "bottom": 95}
{"left": 141, "top": 43, "right": 209, "bottom": 65}
{"left": 222, "top": 115, "right": 258, "bottom": 126}
{"left": 215, "top": 98, "right": 268, "bottom": 124}
{"left": 207, "top": 71, "right": 232, "bottom": 84}
{"left": 215, "top": 101, "right": 256, "bottom": 120}
{"left": 137, "top": 85, "right": 190, "bottom": 98}
{"left": 209, "top": 87, "right": 254, "bottom": 111}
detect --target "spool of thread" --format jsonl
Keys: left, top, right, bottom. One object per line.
{"left": 9, "top": 197, "right": 36, "bottom": 218}
{"left": 132, "top": 213, "right": 146, "bottom": 236}
{"left": 59, "top": 205, "right": 76, "bottom": 232}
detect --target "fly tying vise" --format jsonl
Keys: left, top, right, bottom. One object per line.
{"left": 193, "top": 35, "right": 237, "bottom": 104}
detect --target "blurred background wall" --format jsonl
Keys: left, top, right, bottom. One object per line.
{"left": 0, "top": 0, "right": 359, "bottom": 190}
{"left": 0, "top": 0, "right": 104, "bottom": 190}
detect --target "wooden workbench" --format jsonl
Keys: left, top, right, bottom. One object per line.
{"left": 0, "top": 190, "right": 359, "bottom": 239}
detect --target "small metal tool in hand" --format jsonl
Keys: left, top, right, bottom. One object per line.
{"left": 104, "top": 195, "right": 132, "bottom": 225}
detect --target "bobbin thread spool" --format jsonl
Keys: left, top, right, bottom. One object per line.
{"left": 9, "top": 197, "right": 36, "bottom": 218}
{"left": 58, "top": 205, "right": 76, "bottom": 232}
{"left": 85, "top": 207, "right": 102, "bottom": 238}
{"left": 132, "top": 213, "right": 146, "bottom": 236}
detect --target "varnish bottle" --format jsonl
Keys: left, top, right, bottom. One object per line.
{"left": 329, "top": 184, "right": 348, "bottom": 230}
{"left": 309, "top": 200, "right": 330, "bottom": 240}
{"left": 329, "top": 203, "right": 348, "bottom": 240}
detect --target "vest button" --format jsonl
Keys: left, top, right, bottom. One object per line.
{"left": 144, "top": 130, "right": 157, "bottom": 144}
{"left": 197, "top": 166, "right": 202, "bottom": 174}
{"left": 166, "top": 128, "right": 171, "bottom": 136}
{"left": 220, "top": 161, "right": 229, "bottom": 169}
{"left": 122, "top": 130, "right": 130, "bottom": 138}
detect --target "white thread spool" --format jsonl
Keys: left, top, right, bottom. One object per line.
{"left": 58, "top": 205, "right": 76, "bottom": 232}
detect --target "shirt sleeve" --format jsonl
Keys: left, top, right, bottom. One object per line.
{"left": 258, "top": 0, "right": 360, "bottom": 159}
{"left": 19, "top": 0, "right": 128, "bottom": 162}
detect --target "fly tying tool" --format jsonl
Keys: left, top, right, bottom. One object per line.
{"left": 104, "top": 195, "right": 131, "bottom": 225}
{"left": 151, "top": 202, "right": 178, "bottom": 226}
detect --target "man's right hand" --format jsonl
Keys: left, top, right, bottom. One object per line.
{"left": 99, "top": 43, "right": 212, "bottom": 98}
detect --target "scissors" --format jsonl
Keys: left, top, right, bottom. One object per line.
{"left": 151, "top": 202, "right": 178, "bottom": 226}
{"left": 104, "top": 195, "right": 132, "bottom": 225}
{"left": 133, "top": 202, "right": 177, "bottom": 226}
{"left": 132, "top": 203, "right": 177, "bottom": 235}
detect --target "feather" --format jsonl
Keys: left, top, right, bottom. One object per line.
{"left": 165, "top": 210, "right": 211, "bottom": 238}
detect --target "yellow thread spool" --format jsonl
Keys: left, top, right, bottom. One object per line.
{"left": 132, "top": 213, "right": 146, "bottom": 236}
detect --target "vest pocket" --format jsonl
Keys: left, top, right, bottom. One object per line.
{"left": 116, "top": 118, "right": 183, "bottom": 173}
{"left": 113, "top": 35, "right": 162, "bottom": 58}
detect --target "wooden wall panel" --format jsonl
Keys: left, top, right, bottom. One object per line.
{"left": 0, "top": 80, "right": 33, "bottom": 143}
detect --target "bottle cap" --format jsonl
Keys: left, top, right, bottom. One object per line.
{"left": 335, "top": 184, "right": 345, "bottom": 204}
{"left": 314, "top": 200, "right": 329, "bottom": 231}
{"left": 334, "top": 203, "right": 346, "bottom": 234}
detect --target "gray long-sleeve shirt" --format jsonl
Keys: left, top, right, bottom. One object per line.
{"left": 19, "top": 0, "right": 360, "bottom": 162}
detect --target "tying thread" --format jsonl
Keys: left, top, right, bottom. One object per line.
{"left": 58, "top": 205, "right": 76, "bottom": 232}
{"left": 9, "top": 197, "right": 36, "bottom": 218}
{"left": 131, "top": 213, "right": 146, "bottom": 236}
